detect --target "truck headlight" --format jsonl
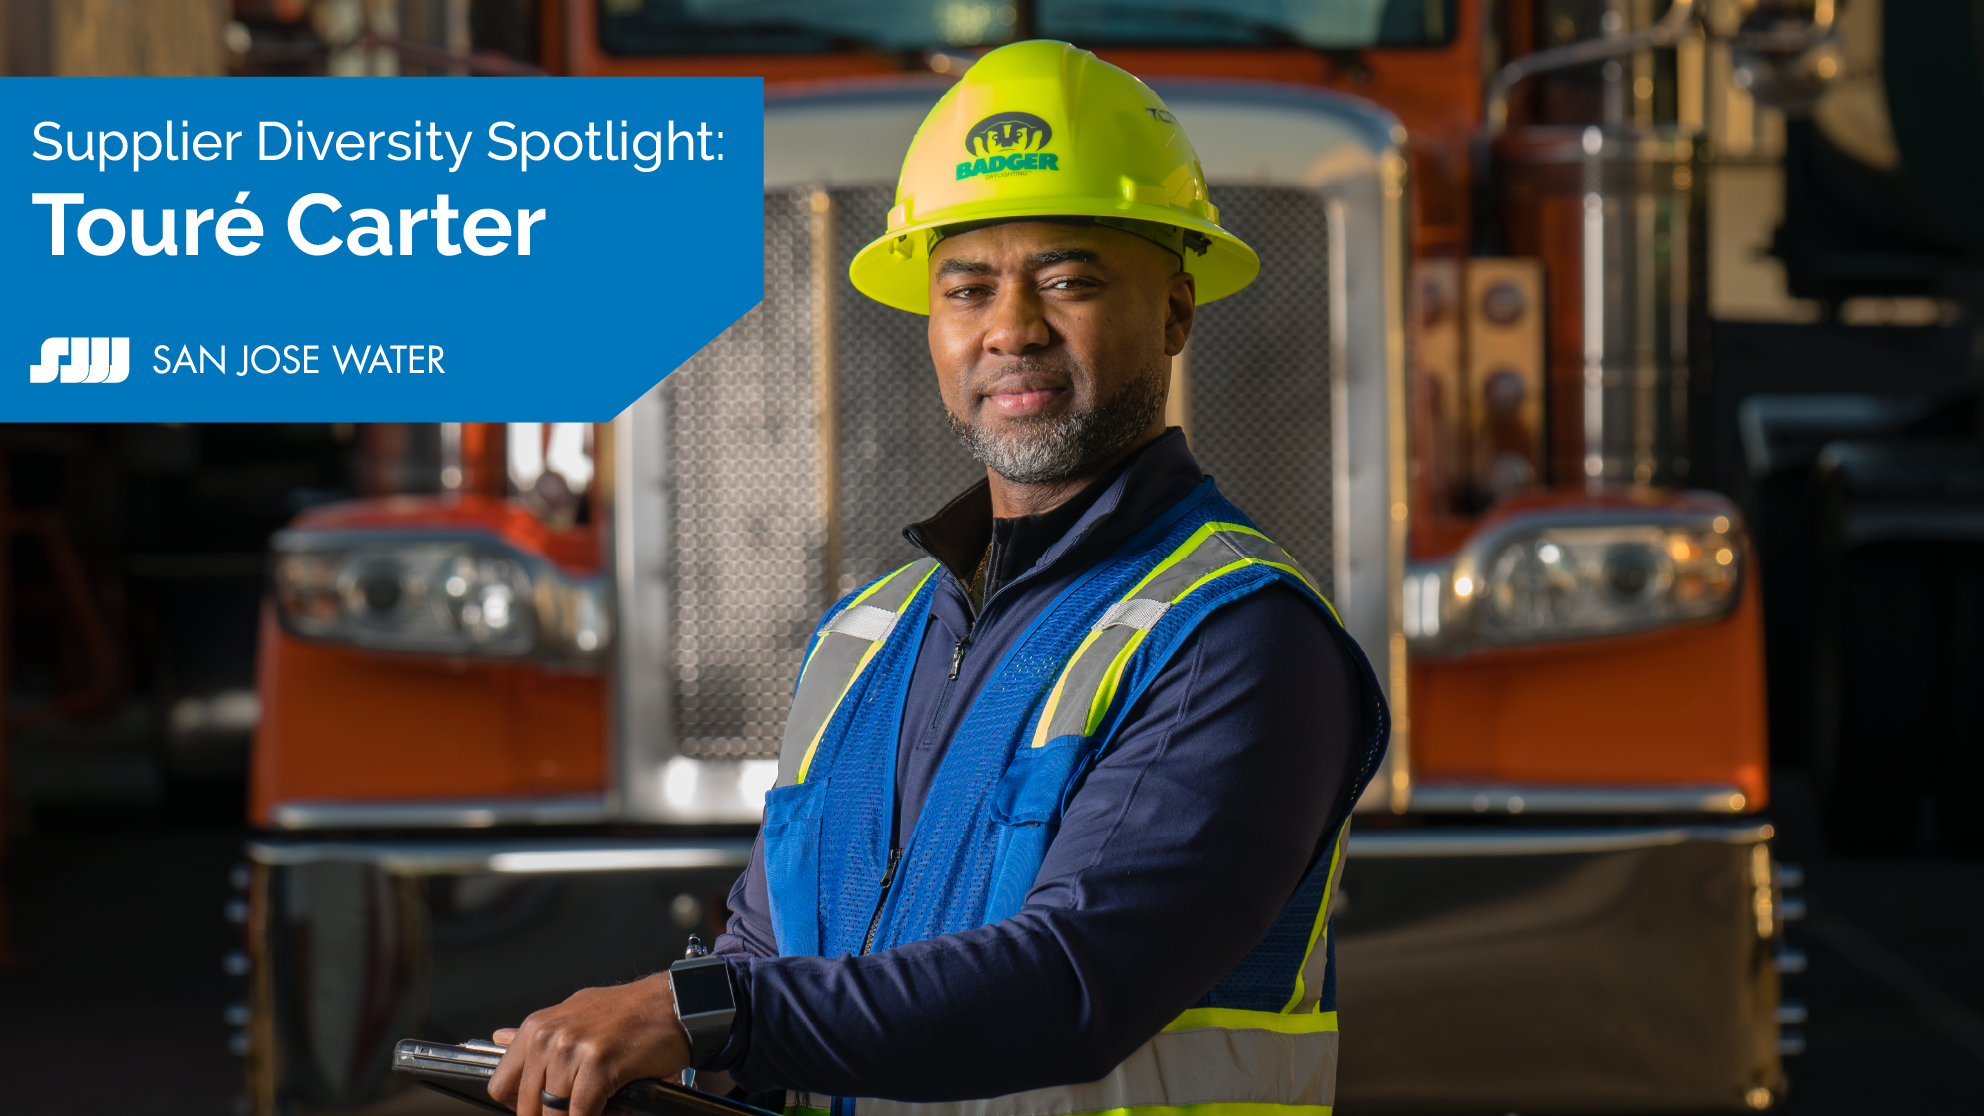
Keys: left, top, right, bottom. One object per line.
{"left": 272, "top": 530, "right": 609, "bottom": 662}
{"left": 1405, "top": 507, "right": 1745, "bottom": 654}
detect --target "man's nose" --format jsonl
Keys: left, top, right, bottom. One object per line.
{"left": 982, "top": 285, "right": 1050, "bottom": 357}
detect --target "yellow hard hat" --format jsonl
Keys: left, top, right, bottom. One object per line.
{"left": 848, "top": 39, "right": 1260, "bottom": 315}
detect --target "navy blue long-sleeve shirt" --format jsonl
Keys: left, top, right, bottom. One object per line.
{"left": 710, "top": 430, "right": 1366, "bottom": 1101}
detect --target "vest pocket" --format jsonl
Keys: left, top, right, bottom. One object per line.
{"left": 762, "top": 778, "right": 829, "bottom": 957}
{"left": 984, "top": 738, "right": 1088, "bottom": 922}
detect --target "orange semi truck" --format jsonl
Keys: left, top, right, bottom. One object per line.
{"left": 242, "top": 2, "right": 1807, "bottom": 1112}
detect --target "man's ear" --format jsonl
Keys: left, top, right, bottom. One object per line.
{"left": 1164, "top": 271, "right": 1198, "bottom": 357}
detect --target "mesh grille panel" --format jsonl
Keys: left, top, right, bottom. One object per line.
{"left": 1190, "top": 186, "right": 1334, "bottom": 595}
{"left": 662, "top": 184, "right": 1337, "bottom": 758}
{"left": 833, "top": 185, "right": 985, "bottom": 597}
{"left": 667, "top": 189, "right": 822, "bottom": 759}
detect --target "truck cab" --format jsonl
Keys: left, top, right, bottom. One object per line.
{"left": 244, "top": 3, "right": 1801, "bottom": 1111}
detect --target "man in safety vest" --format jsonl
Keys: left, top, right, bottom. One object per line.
{"left": 490, "top": 39, "right": 1388, "bottom": 1116}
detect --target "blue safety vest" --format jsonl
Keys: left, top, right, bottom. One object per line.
{"left": 764, "top": 480, "right": 1388, "bottom": 1116}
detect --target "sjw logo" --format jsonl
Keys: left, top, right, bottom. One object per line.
{"left": 30, "top": 337, "right": 130, "bottom": 384}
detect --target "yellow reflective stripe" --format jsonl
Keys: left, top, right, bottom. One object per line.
{"left": 795, "top": 637, "right": 891, "bottom": 783}
{"left": 1051, "top": 524, "right": 1235, "bottom": 741}
{"left": 787, "top": 1106, "right": 830, "bottom": 1116}
{"left": 793, "top": 561, "right": 940, "bottom": 784}
{"left": 1119, "top": 522, "right": 1228, "bottom": 598}
{"left": 1082, "top": 627, "right": 1152, "bottom": 736}
{"left": 1036, "top": 521, "right": 1343, "bottom": 750}
{"left": 1173, "top": 558, "right": 1252, "bottom": 603}
{"left": 1076, "top": 553, "right": 1239, "bottom": 734}
{"left": 1279, "top": 821, "right": 1348, "bottom": 1013}
{"left": 1201, "top": 522, "right": 1342, "bottom": 625}
{"left": 844, "top": 1018, "right": 1339, "bottom": 1116}
{"left": 1032, "top": 622, "right": 1111, "bottom": 749}
{"left": 1249, "top": 559, "right": 1335, "bottom": 622}
{"left": 1075, "top": 557, "right": 1244, "bottom": 738}
{"left": 1163, "top": 1008, "right": 1339, "bottom": 1035}
{"left": 1032, "top": 528, "right": 1231, "bottom": 749}
{"left": 1127, "top": 521, "right": 1333, "bottom": 622}
{"left": 794, "top": 563, "right": 912, "bottom": 680}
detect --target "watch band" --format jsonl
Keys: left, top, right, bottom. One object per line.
{"left": 669, "top": 954, "right": 737, "bottom": 1070}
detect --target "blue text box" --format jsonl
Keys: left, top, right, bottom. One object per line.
{"left": 2, "top": 76, "right": 763, "bottom": 421}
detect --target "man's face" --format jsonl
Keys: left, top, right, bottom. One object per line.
{"left": 928, "top": 222, "right": 1195, "bottom": 486}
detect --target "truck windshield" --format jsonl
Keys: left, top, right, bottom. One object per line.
{"left": 598, "top": 0, "right": 1455, "bottom": 56}
{"left": 1041, "top": 0, "right": 1454, "bottom": 48}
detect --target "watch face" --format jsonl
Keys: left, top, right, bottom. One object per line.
{"left": 673, "top": 962, "right": 733, "bottom": 1017}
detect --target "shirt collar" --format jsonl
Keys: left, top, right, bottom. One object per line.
{"left": 904, "top": 428, "right": 1205, "bottom": 595}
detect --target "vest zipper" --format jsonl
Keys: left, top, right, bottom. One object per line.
{"left": 948, "top": 636, "right": 969, "bottom": 680}
{"left": 860, "top": 847, "right": 903, "bottom": 955}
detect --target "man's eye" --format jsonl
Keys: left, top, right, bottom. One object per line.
{"left": 1045, "top": 276, "right": 1095, "bottom": 291}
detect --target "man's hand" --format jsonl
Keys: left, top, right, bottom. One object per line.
{"left": 487, "top": 973, "right": 693, "bottom": 1116}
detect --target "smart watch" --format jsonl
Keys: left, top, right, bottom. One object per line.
{"left": 668, "top": 954, "right": 737, "bottom": 1069}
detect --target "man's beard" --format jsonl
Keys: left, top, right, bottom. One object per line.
{"left": 947, "top": 355, "right": 1168, "bottom": 486}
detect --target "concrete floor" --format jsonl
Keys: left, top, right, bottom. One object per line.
{"left": 0, "top": 773, "right": 1978, "bottom": 1116}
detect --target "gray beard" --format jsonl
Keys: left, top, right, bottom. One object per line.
{"left": 947, "top": 357, "right": 1168, "bottom": 486}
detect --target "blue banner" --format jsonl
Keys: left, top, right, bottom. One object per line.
{"left": 2, "top": 77, "right": 763, "bottom": 421}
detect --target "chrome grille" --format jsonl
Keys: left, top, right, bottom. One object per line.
{"left": 667, "top": 189, "right": 822, "bottom": 759}
{"left": 833, "top": 184, "right": 983, "bottom": 597}
{"left": 663, "top": 183, "right": 1335, "bottom": 759}
{"left": 1191, "top": 185, "right": 1335, "bottom": 595}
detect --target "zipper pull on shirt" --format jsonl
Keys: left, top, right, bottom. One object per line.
{"left": 949, "top": 637, "right": 968, "bottom": 680}
{"left": 861, "top": 847, "right": 904, "bottom": 955}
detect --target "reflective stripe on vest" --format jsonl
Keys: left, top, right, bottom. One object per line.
{"left": 783, "top": 1009, "right": 1338, "bottom": 1116}
{"left": 1287, "top": 820, "right": 1350, "bottom": 1013}
{"left": 1033, "top": 521, "right": 1339, "bottom": 748}
{"left": 777, "top": 557, "right": 943, "bottom": 788}
{"left": 764, "top": 487, "right": 1388, "bottom": 1116}
{"left": 801, "top": 826, "right": 1352, "bottom": 1116}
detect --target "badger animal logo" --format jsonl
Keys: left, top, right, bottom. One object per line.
{"left": 965, "top": 112, "right": 1053, "bottom": 158}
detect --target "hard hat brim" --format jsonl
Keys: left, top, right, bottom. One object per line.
{"left": 849, "top": 202, "right": 1261, "bottom": 316}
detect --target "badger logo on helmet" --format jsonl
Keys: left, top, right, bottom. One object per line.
{"left": 956, "top": 111, "right": 1061, "bottom": 182}
{"left": 855, "top": 39, "right": 1259, "bottom": 314}
{"left": 964, "top": 112, "right": 1053, "bottom": 158}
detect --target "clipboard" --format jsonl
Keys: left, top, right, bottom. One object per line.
{"left": 393, "top": 1038, "right": 784, "bottom": 1116}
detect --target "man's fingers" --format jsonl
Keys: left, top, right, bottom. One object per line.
{"left": 488, "top": 1032, "right": 526, "bottom": 1105}
{"left": 479, "top": 978, "right": 689, "bottom": 1116}
{"left": 539, "top": 1034, "right": 591, "bottom": 1116}
{"left": 516, "top": 1053, "right": 547, "bottom": 1116}
{"left": 566, "top": 1053, "right": 615, "bottom": 1116}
